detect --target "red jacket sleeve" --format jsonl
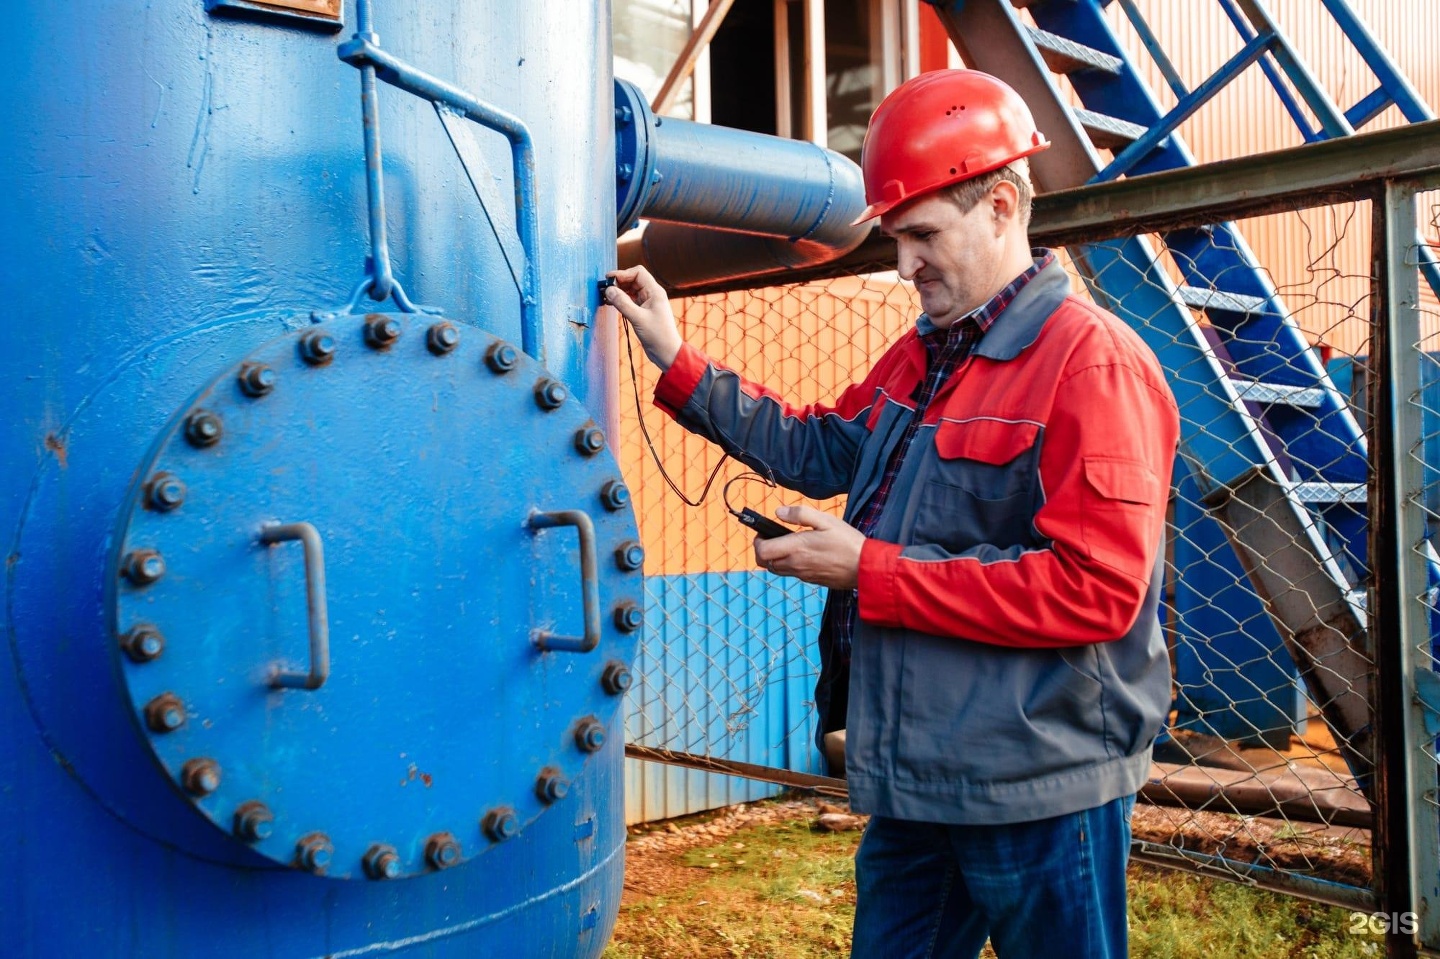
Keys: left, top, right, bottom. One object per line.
{"left": 856, "top": 361, "right": 1179, "bottom": 648}
{"left": 650, "top": 338, "right": 924, "bottom": 500}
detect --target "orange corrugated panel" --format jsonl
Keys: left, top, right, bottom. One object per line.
{"left": 619, "top": 278, "right": 919, "bottom": 576}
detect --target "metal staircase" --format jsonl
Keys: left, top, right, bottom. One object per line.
{"left": 926, "top": 0, "right": 1440, "bottom": 784}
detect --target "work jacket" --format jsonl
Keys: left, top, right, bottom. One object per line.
{"left": 654, "top": 259, "right": 1180, "bottom": 825}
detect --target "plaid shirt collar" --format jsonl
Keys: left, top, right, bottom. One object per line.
{"left": 914, "top": 249, "right": 1057, "bottom": 345}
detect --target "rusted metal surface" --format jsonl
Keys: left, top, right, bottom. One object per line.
{"left": 625, "top": 744, "right": 849, "bottom": 800}
{"left": 1144, "top": 761, "right": 1372, "bottom": 829}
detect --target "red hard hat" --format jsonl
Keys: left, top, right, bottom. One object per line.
{"left": 852, "top": 69, "right": 1050, "bottom": 225}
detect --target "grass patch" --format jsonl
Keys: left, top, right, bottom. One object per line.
{"left": 607, "top": 811, "right": 1387, "bottom": 958}
{"left": 1127, "top": 865, "right": 1383, "bottom": 959}
{"left": 606, "top": 819, "right": 858, "bottom": 959}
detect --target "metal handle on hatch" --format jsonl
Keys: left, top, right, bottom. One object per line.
{"left": 527, "top": 510, "right": 601, "bottom": 653}
{"left": 260, "top": 522, "right": 331, "bottom": 690}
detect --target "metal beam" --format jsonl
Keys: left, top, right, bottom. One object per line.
{"left": 1032, "top": 119, "right": 1440, "bottom": 248}
{"left": 652, "top": 0, "right": 738, "bottom": 117}
{"left": 643, "top": 118, "right": 1440, "bottom": 297}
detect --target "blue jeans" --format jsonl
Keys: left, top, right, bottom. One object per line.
{"left": 851, "top": 795, "right": 1135, "bottom": 959}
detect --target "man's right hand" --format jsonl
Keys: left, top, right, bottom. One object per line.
{"left": 604, "top": 266, "right": 684, "bottom": 371}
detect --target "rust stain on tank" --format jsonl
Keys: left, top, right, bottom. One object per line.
{"left": 44, "top": 433, "right": 68, "bottom": 468}
{"left": 398, "top": 763, "right": 435, "bottom": 788}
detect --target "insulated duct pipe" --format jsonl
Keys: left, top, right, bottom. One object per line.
{"left": 614, "top": 79, "right": 871, "bottom": 294}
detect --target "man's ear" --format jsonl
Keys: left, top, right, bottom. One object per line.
{"left": 991, "top": 179, "right": 1021, "bottom": 229}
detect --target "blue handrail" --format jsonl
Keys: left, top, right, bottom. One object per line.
{"left": 338, "top": 0, "right": 544, "bottom": 359}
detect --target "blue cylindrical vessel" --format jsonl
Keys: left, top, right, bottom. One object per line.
{"left": 0, "top": 2, "right": 632, "bottom": 955}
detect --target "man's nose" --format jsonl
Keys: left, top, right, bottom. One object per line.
{"left": 895, "top": 241, "right": 922, "bottom": 281}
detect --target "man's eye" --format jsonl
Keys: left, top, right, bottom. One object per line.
{"left": 915, "top": 231, "right": 935, "bottom": 241}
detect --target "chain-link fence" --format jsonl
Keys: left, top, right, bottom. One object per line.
{"left": 617, "top": 177, "right": 1440, "bottom": 914}
{"left": 1077, "top": 209, "right": 1379, "bottom": 907}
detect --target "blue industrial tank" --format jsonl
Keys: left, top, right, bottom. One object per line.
{"left": 0, "top": 1, "right": 638, "bottom": 955}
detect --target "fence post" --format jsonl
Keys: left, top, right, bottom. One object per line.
{"left": 1373, "top": 175, "right": 1432, "bottom": 955}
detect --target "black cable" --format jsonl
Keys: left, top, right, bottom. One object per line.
{"left": 721, "top": 471, "right": 777, "bottom": 517}
{"left": 622, "top": 317, "right": 728, "bottom": 507}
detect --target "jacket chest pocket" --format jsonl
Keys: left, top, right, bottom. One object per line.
{"left": 911, "top": 418, "right": 1042, "bottom": 552}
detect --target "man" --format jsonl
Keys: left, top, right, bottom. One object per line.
{"left": 605, "top": 69, "right": 1178, "bottom": 958}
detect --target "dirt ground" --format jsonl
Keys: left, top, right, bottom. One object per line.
{"left": 622, "top": 798, "right": 829, "bottom": 904}
{"left": 611, "top": 794, "right": 1378, "bottom": 959}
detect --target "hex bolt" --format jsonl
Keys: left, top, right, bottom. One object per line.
{"left": 427, "top": 322, "right": 460, "bottom": 355}
{"left": 615, "top": 541, "right": 645, "bottom": 572}
{"left": 144, "top": 692, "right": 186, "bottom": 733}
{"left": 364, "top": 315, "right": 402, "bottom": 349}
{"left": 120, "top": 624, "right": 165, "bottom": 663}
{"left": 233, "top": 801, "right": 275, "bottom": 843}
{"left": 534, "top": 378, "right": 567, "bottom": 410}
{"left": 617, "top": 162, "right": 634, "bottom": 183}
{"left": 184, "top": 410, "right": 223, "bottom": 448}
{"left": 601, "top": 660, "right": 633, "bottom": 696}
{"left": 615, "top": 103, "right": 633, "bottom": 125}
{"left": 296, "top": 833, "right": 334, "bottom": 874}
{"left": 182, "top": 757, "right": 222, "bottom": 796}
{"left": 613, "top": 601, "right": 643, "bottom": 633}
{"left": 238, "top": 362, "right": 277, "bottom": 397}
{"left": 123, "top": 549, "right": 166, "bottom": 586}
{"left": 364, "top": 844, "right": 403, "bottom": 880}
{"left": 599, "top": 480, "right": 630, "bottom": 512}
{"left": 145, "top": 472, "right": 187, "bottom": 512}
{"left": 575, "top": 427, "right": 606, "bottom": 456}
{"left": 485, "top": 341, "right": 519, "bottom": 373}
{"left": 299, "top": 329, "right": 337, "bottom": 366}
{"left": 424, "top": 832, "right": 462, "bottom": 871}
{"left": 535, "top": 768, "right": 570, "bottom": 805}
{"left": 575, "top": 718, "right": 606, "bottom": 754}
{"left": 482, "top": 807, "right": 520, "bottom": 843}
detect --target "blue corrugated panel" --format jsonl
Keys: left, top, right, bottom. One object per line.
{"left": 625, "top": 572, "right": 828, "bottom": 824}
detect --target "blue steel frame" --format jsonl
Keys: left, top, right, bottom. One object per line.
{"left": 1093, "top": 30, "right": 1274, "bottom": 183}
{"left": 1220, "top": 0, "right": 1354, "bottom": 139}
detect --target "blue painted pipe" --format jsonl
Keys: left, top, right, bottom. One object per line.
{"left": 613, "top": 78, "right": 869, "bottom": 293}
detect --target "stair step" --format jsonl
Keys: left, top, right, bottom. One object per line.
{"left": 1025, "top": 25, "right": 1123, "bottom": 76}
{"left": 1290, "top": 482, "right": 1367, "bottom": 505}
{"left": 1177, "top": 286, "right": 1271, "bottom": 314}
{"left": 1073, "top": 108, "right": 1147, "bottom": 149}
{"left": 1230, "top": 380, "right": 1326, "bottom": 408}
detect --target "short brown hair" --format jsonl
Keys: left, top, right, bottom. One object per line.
{"left": 941, "top": 161, "right": 1033, "bottom": 226}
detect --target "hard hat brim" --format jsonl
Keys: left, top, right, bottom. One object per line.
{"left": 850, "top": 140, "right": 1051, "bottom": 227}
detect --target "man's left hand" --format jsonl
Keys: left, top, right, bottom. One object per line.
{"left": 753, "top": 505, "right": 863, "bottom": 590}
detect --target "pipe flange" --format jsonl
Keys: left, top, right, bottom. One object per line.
{"left": 614, "top": 78, "right": 660, "bottom": 234}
